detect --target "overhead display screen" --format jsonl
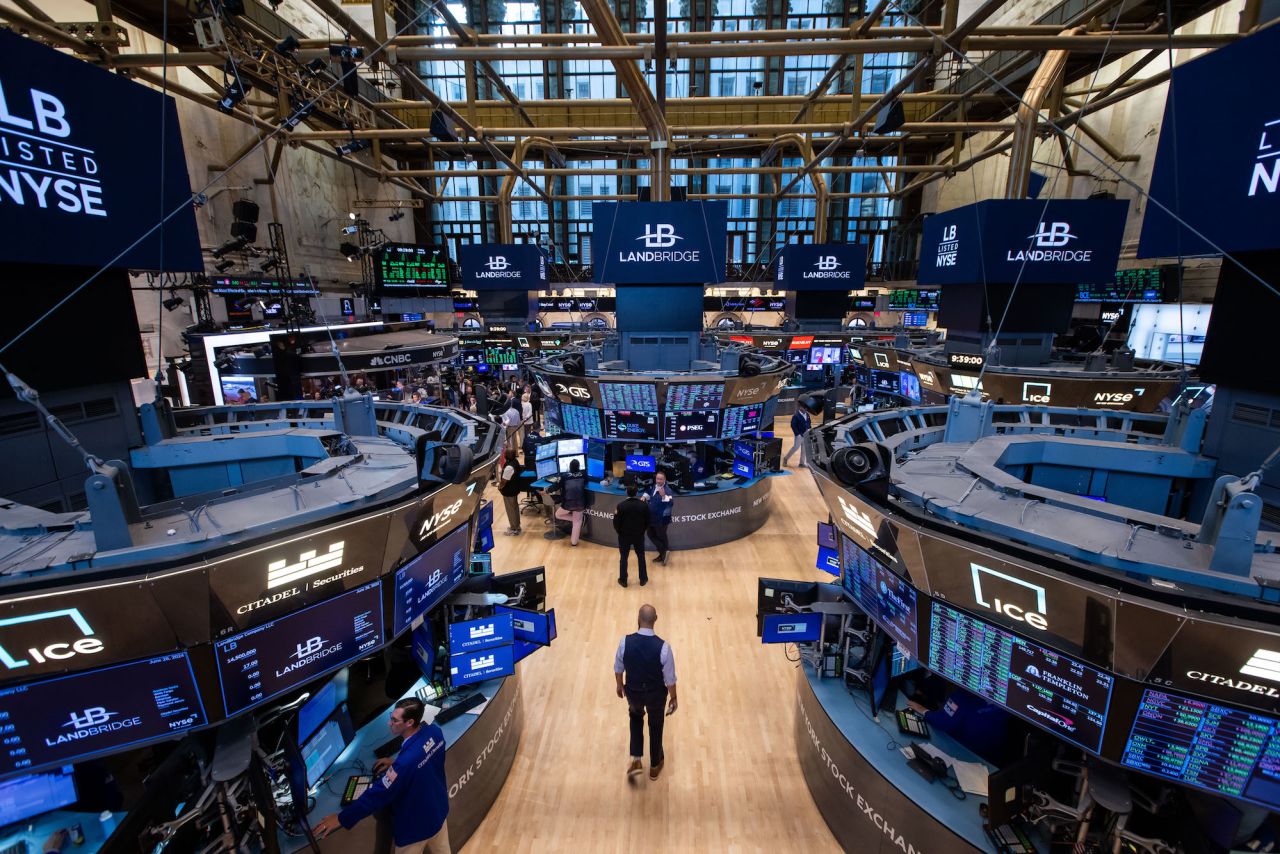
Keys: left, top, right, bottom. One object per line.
{"left": 928, "top": 602, "right": 1114, "bottom": 753}
{"left": 721, "top": 403, "right": 764, "bottom": 437}
{"left": 209, "top": 276, "right": 320, "bottom": 296}
{"left": 0, "top": 652, "right": 206, "bottom": 775}
{"left": 1120, "top": 688, "right": 1280, "bottom": 809}
{"left": 376, "top": 244, "right": 449, "bottom": 289}
{"left": 392, "top": 522, "right": 469, "bottom": 636}
{"left": 665, "top": 383, "right": 723, "bottom": 411}
{"left": 604, "top": 410, "right": 660, "bottom": 440}
{"left": 840, "top": 534, "right": 918, "bottom": 658}
{"left": 559, "top": 404, "right": 602, "bottom": 438}
{"left": 599, "top": 382, "right": 659, "bottom": 411}
{"left": 888, "top": 289, "right": 940, "bottom": 311}
{"left": 214, "top": 581, "right": 383, "bottom": 717}
{"left": 1075, "top": 268, "right": 1165, "bottom": 303}
{"left": 663, "top": 410, "right": 720, "bottom": 442}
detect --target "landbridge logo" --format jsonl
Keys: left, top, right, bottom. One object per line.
{"left": 0, "top": 83, "right": 106, "bottom": 218}
{"left": 267, "top": 542, "right": 345, "bottom": 589}
{"left": 637, "top": 223, "right": 681, "bottom": 248}
{"left": 477, "top": 254, "right": 521, "bottom": 278}
{"left": 0, "top": 607, "right": 102, "bottom": 670}
{"left": 1028, "top": 222, "right": 1078, "bottom": 248}
{"left": 486, "top": 256, "right": 509, "bottom": 271}
{"left": 64, "top": 707, "right": 117, "bottom": 730}
{"left": 293, "top": 636, "right": 327, "bottom": 660}
{"left": 620, "top": 222, "right": 700, "bottom": 263}
{"left": 1008, "top": 221, "right": 1093, "bottom": 263}
{"left": 1249, "top": 118, "right": 1280, "bottom": 196}
{"left": 804, "top": 254, "right": 850, "bottom": 280}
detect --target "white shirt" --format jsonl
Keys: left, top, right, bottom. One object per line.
{"left": 613, "top": 628, "right": 677, "bottom": 686}
{"left": 521, "top": 400, "right": 533, "bottom": 423}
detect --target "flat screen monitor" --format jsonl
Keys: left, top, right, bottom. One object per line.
{"left": 391, "top": 522, "right": 469, "bottom": 636}
{"left": 888, "top": 289, "right": 940, "bottom": 310}
{"left": 512, "top": 639, "right": 542, "bottom": 664}
{"left": 1075, "top": 268, "right": 1165, "bottom": 303}
{"left": 898, "top": 371, "right": 921, "bottom": 403}
{"left": 450, "top": 644, "right": 516, "bottom": 687}
{"left": 586, "top": 456, "right": 605, "bottom": 479}
{"left": 599, "top": 382, "right": 659, "bottom": 411}
{"left": 448, "top": 613, "right": 515, "bottom": 654}
{"left": 604, "top": 410, "right": 660, "bottom": 440}
{"left": 902, "top": 310, "right": 929, "bottom": 328}
{"left": 665, "top": 383, "right": 724, "bottom": 411}
{"left": 301, "top": 718, "right": 348, "bottom": 787}
{"left": 732, "top": 458, "right": 755, "bottom": 479}
{"left": 557, "top": 438, "right": 585, "bottom": 456}
{"left": 761, "top": 612, "right": 822, "bottom": 644}
{"left": 0, "top": 766, "right": 76, "bottom": 827}
{"left": 402, "top": 312, "right": 424, "bottom": 322}
{"left": 535, "top": 442, "right": 557, "bottom": 461}
{"left": 536, "top": 458, "right": 558, "bottom": 479}
{"left": 473, "top": 526, "right": 494, "bottom": 553}
{"left": 851, "top": 297, "right": 877, "bottom": 310}
{"left": 817, "top": 521, "right": 836, "bottom": 551}
{"left": 1119, "top": 687, "right": 1280, "bottom": 810}
{"left": 756, "top": 578, "right": 821, "bottom": 617}
{"left": 0, "top": 653, "right": 206, "bottom": 775}
{"left": 809, "top": 346, "right": 842, "bottom": 364}
{"left": 216, "top": 582, "right": 383, "bottom": 717}
{"left": 297, "top": 672, "right": 345, "bottom": 745}
{"left": 487, "top": 567, "right": 548, "bottom": 612}
{"left": 376, "top": 243, "right": 449, "bottom": 289}
{"left": 477, "top": 502, "right": 494, "bottom": 531}
{"left": 496, "top": 606, "right": 555, "bottom": 646}
{"left": 557, "top": 455, "right": 585, "bottom": 474}
{"left": 840, "top": 534, "right": 918, "bottom": 657}
{"left": 625, "top": 455, "right": 656, "bottom": 473}
{"left": 662, "top": 410, "right": 720, "bottom": 442}
{"left": 560, "top": 404, "right": 602, "bottom": 438}
{"left": 816, "top": 545, "right": 840, "bottom": 577}
{"left": 927, "top": 601, "right": 1113, "bottom": 754}
{"left": 721, "top": 404, "right": 763, "bottom": 437}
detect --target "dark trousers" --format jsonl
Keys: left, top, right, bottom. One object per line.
{"left": 646, "top": 523, "right": 670, "bottom": 559}
{"left": 625, "top": 687, "right": 667, "bottom": 764}
{"left": 618, "top": 536, "right": 646, "bottom": 583}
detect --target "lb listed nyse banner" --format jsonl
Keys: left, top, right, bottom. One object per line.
{"left": 0, "top": 29, "right": 200, "bottom": 270}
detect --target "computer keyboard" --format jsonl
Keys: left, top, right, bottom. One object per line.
{"left": 341, "top": 774, "right": 373, "bottom": 806}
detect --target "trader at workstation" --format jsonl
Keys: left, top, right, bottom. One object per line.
{"left": 315, "top": 698, "right": 450, "bottom": 854}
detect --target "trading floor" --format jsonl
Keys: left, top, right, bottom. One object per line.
{"left": 468, "top": 423, "right": 840, "bottom": 852}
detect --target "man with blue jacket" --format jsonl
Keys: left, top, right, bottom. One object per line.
{"left": 315, "top": 697, "right": 450, "bottom": 853}
{"left": 644, "top": 470, "right": 675, "bottom": 565}
{"left": 783, "top": 404, "right": 812, "bottom": 467}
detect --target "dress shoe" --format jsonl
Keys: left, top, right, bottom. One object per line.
{"left": 627, "top": 759, "right": 643, "bottom": 778}
{"left": 639, "top": 578, "right": 648, "bottom": 587}
{"left": 617, "top": 578, "right": 628, "bottom": 588}
{"left": 649, "top": 761, "right": 664, "bottom": 780}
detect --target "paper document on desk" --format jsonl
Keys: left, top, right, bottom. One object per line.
{"left": 913, "top": 744, "right": 989, "bottom": 795}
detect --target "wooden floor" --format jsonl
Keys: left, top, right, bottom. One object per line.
{"left": 464, "top": 421, "right": 841, "bottom": 853}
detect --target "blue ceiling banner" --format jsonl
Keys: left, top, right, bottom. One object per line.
{"left": 775, "top": 243, "right": 868, "bottom": 290}
{"left": 918, "top": 198, "right": 1129, "bottom": 285}
{"left": 592, "top": 201, "right": 727, "bottom": 284}
{"left": 0, "top": 29, "right": 201, "bottom": 271}
{"left": 1138, "top": 25, "right": 1280, "bottom": 258}
{"left": 457, "top": 243, "right": 548, "bottom": 290}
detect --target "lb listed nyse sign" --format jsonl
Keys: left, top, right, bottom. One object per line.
{"left": 0, "top": 29, "right": 200, "bottom": 270}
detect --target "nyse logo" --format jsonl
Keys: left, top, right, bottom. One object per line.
{"left": 267, "top": 541, "right": 345, "bottom": 589}
{"left": 64, "top": 707, "right": 116, "bottom": 730}
{"left": 554, "top": 382, "right": 591, "bottom": 400}
{"left": 1028, "top": 222, "right": 1077, "bottom": 248}
{"left": 815, "top": 256, "right": 841, "bottom": 271}
{"left": 1094, "top": 391, "right": 1135, "bottom": 405}
{"left": 936, "top": 223, "right": 959, "bottom": 267}
{"left": 970, "top": 563, "right": 1048, "bottom": 631}
{"left": 1241, "top": 649, "right": 1280, "bottom": 684}
{"left": 760, "top": 339, "right": 782, "bottom": 348}
{"left": 1249, "top": 118, "right": 1280, "bottom": 196}
{"left": 416, "top": 498, "right": 465, "bottom": 541}
{"left": 917, "top": 371, "right": 936, "bottom": 387}
{"left": 0, "top": 608, "right": 103, "bottom": 670}
{"left": 293, "top": 636, "right": 326, "bottom": 660}
{"left": 637, "top": 224, "right": 682, "bottom": 248}
{"left": 486, "top": 255, "right": 509, "bottom": 271}
{"left": 1022, "top": 382, "right": 1052, "bottom": 404}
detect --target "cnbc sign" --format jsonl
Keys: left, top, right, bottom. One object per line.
{"left": 592, "top": 201, "right": 727, "bottom": 284}
{"left": 457, "top": 243, "right": 547, "bottom": 290}
{"left": 775, "top": 243, "right": 868, "bottom": 291}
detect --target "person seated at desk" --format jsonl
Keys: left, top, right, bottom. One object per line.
{"left": 315, "top": 698, "right": 450, "bottom": 854}
{"left": 907, "top": 681, "right": 1017, "bottom": 766}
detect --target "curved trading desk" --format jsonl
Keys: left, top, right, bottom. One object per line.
{"left": 570, "top": 475, "right": 778, "bottom": 550}
{"left": 795, "top": 669, "right": 996, "bottom": 853}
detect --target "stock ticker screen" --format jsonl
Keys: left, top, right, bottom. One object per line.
{"left": 721, "top": 403, "right": 763, "bottom": 437}
{"left": 840, "top": 534, "right": 918, "bottom": 657}
{"left": 663, "top": 410, "right": 720, "bottom": 441}
{"left": 928, "top": 601, "right": 1114, "bottom": 753}
{"left": 1121, "top": 689, "right": 1280, "bottom": 809}
{"left": 375, "top": 244, "right": 449, "bottom": 289}
{"left": 559, "top": 404, "right": 602, "bottom": 438}
{"left": 599, "top": 382, "right": 659, "bottom": 411}
{"left": 604, "top": 410, "right": 660, "bottom": 440}
{"left": 665, "top": 383, "right": 724, "bottom": 411}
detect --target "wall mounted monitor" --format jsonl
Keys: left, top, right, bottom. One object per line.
{"left": 449, "top": 644, "right": 516, "bottom": 687}
{"left": 216, "top": 582, "right": 383, "bottom": 717}
{"left": 1075, "top": 268, "right": 1165, "bottom": 303}
{"left": 809, "top": 346, "right": 842, "bottom": 365}
{"left": 663, "top": 410, "right": 720, "bottom": 441}
{"left": 0, "top": 653, "right": 206, "bottom": 775}
{"left": 902, "top": 311, "right": 930, "bottom": 328}
{"left": 599, "top": 382, "right": 659, "bottom": 411}
{"left": 721, "top": 404, "right": 764, "bottom": 437}
{"left": 604, "top": 410, "right": 660, "bottom": 440}
{"left": 448, "top": 613, "right": 515, "bottom": 655}
{"left": 0, "top": 766, "right": 77, "bottom": 827}
{"left": 840, "top": 534, "right": 918, "bottom": 657}
{"left": 761, "top": 612, "right": 823, "bottom": 644}
{"left": 927, "top": 601, "right": 1113, "bottom": 753}
{"left": 376, "top": 244, "right": 449, "bottom": 290}
{"left": 665, "top": 382, "right": 724, "bottom": 411}
{"left": 391, "top": 523, "right": 469, "bottom": 636}
{"left": 559, "top": 404, "right": 603, "bottom": 438}
{"left": 851, "top": 296, "right": 877, "bottom": 310}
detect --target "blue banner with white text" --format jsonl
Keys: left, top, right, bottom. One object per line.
{"left": 457, "top": 243, "right": 548, "bottom": 290}
{"left": 592, "top": 201, "right": 727, "bottom": 284}
{"left": 775, "top": 243, "right": 868, "bottom": 290}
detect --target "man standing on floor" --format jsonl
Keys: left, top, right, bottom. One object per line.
{"left": 613, "top": 483, "right": 650, "bottom": 587}
{"left": 783, "top": 403, "right": 812, "bottom": 467}
{"left": 614, "top": 604, "right": 677, "bottom": 781}
{"left": 644, "top": 470, "right": 675, "bottom": 565}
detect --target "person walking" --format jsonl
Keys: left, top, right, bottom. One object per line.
{"left": 644, "top": 471, "right": 674, "bottom": 565}
{"left": 783, "top": 404, "right": 812, "bottom": 467}
{"left": 314, "top": 698, "right": 450, "bottom": 853}
{"left": 553, "top": 459, "right": 587, "bottom": 545}
{"left": 613, "top": 604, "right": 677, "bottom": 781}
{"left": 498, "top": 452, "right": 525, "bottom": 536}
{"left": 613, "top": 484, "right": 650, "bottom": 587}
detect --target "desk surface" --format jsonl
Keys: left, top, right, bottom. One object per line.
{"left": 532, "top": 471, "right": 786, "bottom": 494}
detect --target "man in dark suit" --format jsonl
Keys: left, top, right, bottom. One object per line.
{"left": 612, "top": 484, "right": 651, "bottom": 587}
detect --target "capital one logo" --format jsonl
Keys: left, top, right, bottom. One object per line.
{"left": 836, "top": 494, "right": 877, "bottom": 541}
{"left": 293, "top": 636, "right": 327, "bottom": 660}
{"left": 1022, "top": 382, "right": 1052, "bottom": 404}
{"left": 970, "top": 563, "right": 1048, "bottom": 630}
{"left": 0, "top": 608, "right": 103, "bottom": 670}
{"left": 1028, "top": 222, "right": 1077, "bottom": 248}
{"left": 268, "top": 541, "right": 345, "bottom": 589}
{"left": 1240, "top": 649, "right": 1280, "bottom": 683}
{"left": 637, "top": 223, "right": 682, "bottom": 248}
{"left": 485, "top": 255, "right": 509, "bottom": 271}
{"left": 815, "top": 256, "right": 841, "bottom": 271}
{"left": 64, "top": 707, "right": 116, "bottom": 730}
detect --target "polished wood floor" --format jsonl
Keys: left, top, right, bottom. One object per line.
{"left": 464, "top": 422, "right": 841, "bottom": 852}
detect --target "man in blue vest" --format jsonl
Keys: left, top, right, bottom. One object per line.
{"left": 314, "top": 697, "right": 450, "bottom": 853}
{"left": 614, "top": 604, "right": 678, "bottom": 781}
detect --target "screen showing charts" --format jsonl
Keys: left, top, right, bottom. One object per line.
{"left": 888, "top": 289, "right": 940, "bottom": 310}
{"left": 604, "top": 410, "right": 660, "bottom": 440}
{"left": 665, "top": 383, "right": 724, "bottom": 411}
{"left": 535, "top": 458, "right": 558, "bottom": 479}
{"left": 392, "top": 522, "right": 469, "bottom": 636}
{"left": 376, "top": 244, "right": 449, "bottom": 289}
{"left": 557, "top": 438, "right": 585, "bottom": 456}
{"left": 0, "top": 653, "right": 206, "bottom": 775}
{"left": 663, "top": 410, "right": 720, "bottom": 441}
{"left": 0, "top": 766, "right": 76, "bottom": 826}
{"left": 599, "top": 382, "right": 659, "bottom": 411}
{"left": 840, "top": 534, "right": 918, "bottom": 657}
{"left": 927, "top": 601, "right": 1113, "bottom": 753}
{"left": 215, "top": 582, "right": 383, "bottom": 717}
{"left": 902, "top": 311, "right": 930, "bottom": 328}
{"left": 535, "top": 442, "right": 557, "bottom": 461}
{"left": 1076, "top": 268, "right": 1164, "bottom": 303}
{"left": 721, "top": 403, "right": 763, "bottom": 437}
{"left": 809, "top": 346, "right": 842, "bottom": 365}
{"left": 559, "top": 404, "right": 602, "bottom": 438}
{"left": 1120, "top": 689, "right": 1280, "bottom": 809}
{"left": 557, "top": 455, "right": 585, "bottom": 474}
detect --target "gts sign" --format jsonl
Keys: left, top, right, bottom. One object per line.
{"left": 416, "top": 498, "right": 464, "bottom": 541}
{"left": 554, "top": 382, "right": 591, "bottom": 400}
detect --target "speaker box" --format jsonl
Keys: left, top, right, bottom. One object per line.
{"left": 230, "top": 221, "right": 258, "bottom": 242}
{"left": 231, "top": 199, "right": 260, "bottom": 223}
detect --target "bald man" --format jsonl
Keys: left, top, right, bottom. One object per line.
{"left": 614, "top": 604, "right": 678, "bottom": 781}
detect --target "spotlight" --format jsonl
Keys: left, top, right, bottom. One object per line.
{"left": 212, "top": 236, "right": 248, "bottom": 258}
{"left": 339, "top": 241, "right": 360, "bottom": 260}
{"left": 348, "top": 211, "right": 357, "bottom": 220}
{"left": 162, "top": 296, "right": 185, "bottom": 311}
{"left": 215, "top": 259, "right": 234, "bottom": 272}
{"left": 218, "top": 78, "right": 251, "bottom": 113}
{"left": 328, "top": 45, "right": 364, "bottom": 61}
{"left": 339, "top": 59, "right": 359, "bottom": 96}
{"left": 274, "top": 35, "right": 300, "bottom": 57}
{"left": 281, "top": 94, "right": 315, "bottom": 131}
{"left": 341, "top": 224, "right": 359, "bottom": 235}
{"left": 388, "top": 211, "right": 405, "bottom": 222}
{"left": 259, "top": 257, "right": 279, "bottom": 273}
{"left": 752, "top": 80, "right": 763, "bottom": 91}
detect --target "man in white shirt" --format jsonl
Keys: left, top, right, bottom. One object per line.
{"left": 613, "top": 604, "right": 677, "bottom": 781}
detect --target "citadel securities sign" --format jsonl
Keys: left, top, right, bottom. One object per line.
{"left": 918, "top": 198, "right": 1128, "bottom": 285}
{"left": 457, "top": 243, "right": 548, "bottom": 290}
{"left": 1139, "top": 24, "right": 1280, "bottom": 256}
{"left": 591, "top": 201, "right": 728, "bottom": 284}
{"left": 0, "top": 29, "right": 200, "bottom": 269}
{"left": 774, "top": 243, "right": 869, "bottom": 290}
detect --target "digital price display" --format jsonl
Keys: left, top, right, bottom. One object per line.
{"left": 209, "top": 275, "right": 319, "bottom": 296}
{"left": 215, "top": 582, "right": 383, "bottom": 717}
{"left": 1075, "top": 268, "right": 1164, "bottom": 303}
{"left": 376, "top": 244, "right": 449, "bottom": 289}
{"left": 604, "top": 410, "right": 660, "bottom": 440}
{"left": 927, "top": 602, "right": 1113, "bottom": 753}
{"left": 665, "top": 383, "right": 724, "bottom": 411}
{"left": 599, "top": 382, "right": 659, "bottom": 411}
{"left": 483, "top": 346, "right": 517, "bottom": 365}
{"left": 840, "top": 535, "right": 918, "bottom": 657}
{"left": 902, "top": 311, "right": 929, "bottom": 328}
{"left": 663, "top": 410, "right": 720, "bottom": 441}
{"left": 0, "top": 653, "right": 206, "bottom": 775}
{"left": 448, "top": 613, "right": 514, "bottom": 654}
{"left": 450, "top": 644, "right": 516, "bottom": 687}
{"left": 1120, "top": 689, "right": 1280, "bottom": 809}
{"left": 392, "top": 522, "right": 469, "bottom": 636}
{"left": 721, "top": 403, "right": 763, "bottom": 437}
{"left": 560, "top": 404, "right": 603, "bottom": 438}
{"left": 888, "top": 289, "right": 940, "bottom": 310}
